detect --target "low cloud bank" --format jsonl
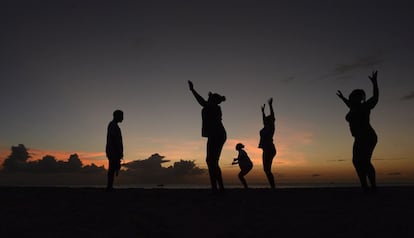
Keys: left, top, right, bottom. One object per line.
{"left": 0, "top": 144, "right": 207, "bottom": 186}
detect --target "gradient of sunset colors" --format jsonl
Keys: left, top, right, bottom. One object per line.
{"left": 1, "top": 0, "right": 413, "bottom": 186}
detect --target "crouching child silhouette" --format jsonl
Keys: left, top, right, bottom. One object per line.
{"left": 232, "top": 143, "right": 253, "bottom": 189}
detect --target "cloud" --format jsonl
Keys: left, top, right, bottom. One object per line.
{"left": 0, "top": 145, "right": 208, "bottom": 186}
{"left": 132, "top": 138, "right": 206, "bottom": 165}
{"left": 1, "top": 145, "right": 208, "bottom": 186}
{"left": 115, "top": 153, "right": 208, "bottom": 185}
{"left": 280, "top": 76, "right": 295, "bottom": 84}
{"left": 1, "top": 144, "right": 106, "bottom": 174}
{"left": 29, "top": 148, "right": 106, "bottom": 166}
{"left": 318, "top": 52, "right": 384, "bottom": 80}
{"left": 122, "top": 153, "right": 206, "bottom": 178}
{"left": 327, "top": 159, "right": 346, "bottom": 162}
{"left": 387, "top": 172, "right": 402, "bottom": 176}
{"left": 400, "top": 91, "right": 414, "bottom": 101}
{"left": 123, "top": 153, "right": 170, "bottom": 171}
{"left": 372, "top": 157, "right": 408, "bottom": 161}
{"left": 332, "top": 55, "right": 383, "bottom": 75}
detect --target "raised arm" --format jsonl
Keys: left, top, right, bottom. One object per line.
{"left": 268, "top": 98, "right": 275, "bottom": 119}
{"left": 261, "top": 104, "right": 266, "bottom": 125}
{"left": 336, "top": 90, "right": 351, "bottom": 108}
{"left": 188, "top": 81, "right": 207, "bottom": 107}
{"left": 366, "top": 70, "right": 379, "bottom": 109}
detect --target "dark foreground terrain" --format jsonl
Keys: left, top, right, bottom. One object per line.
{"left": 0, "top": 186, "right": 413, "bottom": 237}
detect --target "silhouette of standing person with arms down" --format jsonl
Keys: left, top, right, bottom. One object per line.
{"left": 337, "top": 70, "right": 379, "bottom": 192}
{"left": 259, "top": 98, "right": 276, "bottom": 189}
{"left": 232, "top": 143, "right": 253, "bottom": 189}
{"left": 188, "top": 81, "right": 226, "bottom": 194}
{"left": 106, "top": 110, "right": 124, "bottom": 191}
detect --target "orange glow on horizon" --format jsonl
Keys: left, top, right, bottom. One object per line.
{"left": 1, "top": 141, "right": 413, "bottom": 186}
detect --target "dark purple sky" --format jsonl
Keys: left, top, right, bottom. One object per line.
{"left": 1, "top": 0, "right": 413, "bottom": 184}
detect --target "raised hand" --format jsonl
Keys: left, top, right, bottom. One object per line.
{"left": 261, "top": 104, "right": 266, "bottom": 113}
{"left": 268, "top": 97, "right": 273, "bottom": 105}
{"left": 368, "top": 70, "right": 378, "bottom": 83}
{"left": 336, "top": 90, "right": 345, "bottom": 99}
{"left": 188, "top": 80, "right": 194, "bottom": 91}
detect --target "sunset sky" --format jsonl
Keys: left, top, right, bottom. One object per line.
{"left": 1, "top": 0, "right": 413, "bottom": 186}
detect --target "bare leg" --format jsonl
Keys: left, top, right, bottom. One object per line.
{"left": 353, "top": 141, "right": 369, "bottom": 191}
{"left": 263, "top": 147, "right": 276, "bottom": 189}
{"left": 207, "top": 136, "right": 226, "bottom": 192}
{"left": 238, "top": 170, "right": 248, "bottom": 189}
{"left": 367, "top": 163, "right": 376, "bottom": 189}
{"left": 206, "top": 159, "right": 218, "bottom": 192}
{"left": 107, "top": 168, "right": 115, "bottom": 191}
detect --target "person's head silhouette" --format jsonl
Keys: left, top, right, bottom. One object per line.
{"left": 235, "top": 143, "right": 244, "bottom": 151}
{"left": 208, "top": 92, "right": 226, "bottom": 105}
{"left": 113, "top": 110, "right": 124, "bottom": 123}
{"left": 349, "top": 89, "right": 366, "bottom": 105}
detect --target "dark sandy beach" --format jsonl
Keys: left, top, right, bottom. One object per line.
{"left": 0, "top": 186, "right": 413, "bottom": 237}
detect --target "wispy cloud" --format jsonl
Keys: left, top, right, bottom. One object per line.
{"left": 372, "top": 157, "right": 408, "bottom": 161}
{"left": 401, "top": 91, "right": 414, "bottom": 101}
{"left": 280, "top": 76, "right": 295, "bottom": 84}
{"left": 327, "top": 159, "right": 346, "bottom": 162}
{"left": 333, "top": 55, "right": 383, "bottom": 75}
{"left": 387, "top": 172, "right": 402, "bottom": 176}
{"left": 318, "top": 52, "right": 384, "bottom": 80}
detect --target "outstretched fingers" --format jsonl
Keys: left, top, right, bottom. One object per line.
{"left": 368, "top": 70, "right": 378, "bottom": 82}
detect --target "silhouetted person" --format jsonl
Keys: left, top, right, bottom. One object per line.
{"left": 259, "top": 98, "right": 276, "bottom": 189}
{"left": 232, "top": 143, "right": 253, "bottom": 189}
{"left": 337, "top": 70, "right": 379, "bottom": 192}
{"left": 106, "top": 110, "right": 124, "bottom": 191}
{"left": 188, "top": 81, "right": 226, "bottom": 194}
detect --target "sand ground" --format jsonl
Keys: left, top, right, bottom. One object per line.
{"left": 0, "top": 186, "right": 413, "bottom": 237}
